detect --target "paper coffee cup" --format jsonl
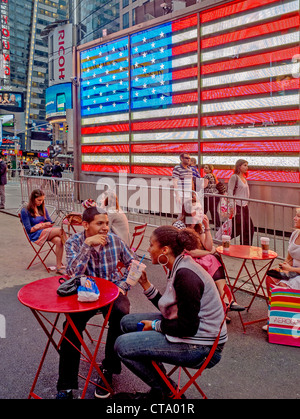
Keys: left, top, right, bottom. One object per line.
{"left": 261, "top": 237, "right": 270, "bottom": 254}
{"left": 126, "top": 260, "right": 146, "bottom": 286}
{"left": 222, "top": 235, "right": 231, "bottom": 251}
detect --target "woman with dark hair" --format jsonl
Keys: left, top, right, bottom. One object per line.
{"left": 228, "top": 159, "right": 254, "bottom": 246}
{"left": 203, "top": 164, "right": 221, "bottom": 228}
{"left": 173, "top": 199, "right": 244, "bottom": 311}
{"left": 20, "top": 189, "right": 65, "bottom": 273}
{"left": 114, "top": 225, "right": 228, "bottom": 400}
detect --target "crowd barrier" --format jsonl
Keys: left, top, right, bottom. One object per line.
{"left": 19, "top": 175, "right": 298, "bottom": 260}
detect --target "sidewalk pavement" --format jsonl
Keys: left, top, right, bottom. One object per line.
{"left": 1, "top": 189, "right": 300, "bottom": 399}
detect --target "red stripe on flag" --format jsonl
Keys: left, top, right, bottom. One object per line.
{"left": 210, "top": 169, "right": 299, "bottom": 183}
{"left": 172, "top": 92, "right": 198, "bottom": 104}
{"left": 172, "top": 41, "right": 198, "bottom": 56}
{"left": 202, "top": 109, "right": 300, "bottom": 127}
{"left": 132, "top": 118, "right": 198, "bottom": 131}
{"left": 202, "top": 16, "right": 300, "bottom": 49}
{"left": 202, "top": 79, "right": 300, "bottom": 100}
{"left": 132, "top": 143, "right": 198, "bottom": 153}
{"left": 81, "top": 164, "right": 130, "bottom": 173}
{"left": 202, "top": 46, "right": 300, "bottom": 75}
{"left": 82, "top": 124, "right": 129, "bottom": 134}
{"left": 172, "top": 14, "right": 198, "bottom": 31}
{"left": 81, "top": 145, "right": 130, "bottom": 153}
{"left": 201, "top": 0, "right": 284, "bottom": 23}
{"left": 201, "top": 140, "right": 300, "bottom": 153}
{"left": 131, "top": 166, "right": 174, "bottom": 176}
{"left": 172, "top": 66, "right": 198, "bottom": 80}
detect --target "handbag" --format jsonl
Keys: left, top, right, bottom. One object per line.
{"left": 216, "top": 182, "right": 227, "bottom": 195}
{"left": 218, "top": 195, "right": 236, "bottom": 222}
{"left": 268, "top": 287, "right": 300, "bottom": 347}
{"left": 266, "top": 269, "right": 298, "bottom": 281}
{"left": 60, "top": 212, "right": 83, "bottom": 244}
{"left": 57, "top": 276, "right": 81, "bottom": 296}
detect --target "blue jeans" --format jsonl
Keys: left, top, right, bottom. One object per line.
{"left": 115, "top": 313, "right": 223, "bottom": 394}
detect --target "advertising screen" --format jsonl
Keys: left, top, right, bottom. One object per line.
{"left": 46, "top": 83, "right": 73, "bottom": 119}
{"left": 0, "top": 92, "right": 24, "bottom": 112}
{"left": 0, "top": 114, "right": 14, "bottom": 127}
{"left": 79, "top": 0, "right": 300, "bottom": 182}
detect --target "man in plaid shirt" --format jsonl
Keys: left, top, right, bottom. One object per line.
{"left": 56, "top": 206, "right": 134, "bottom": 399}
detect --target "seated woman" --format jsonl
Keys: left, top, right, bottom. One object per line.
{"left": 20, "top": 189, "right": 65, "bottom": 273}
{"left": 266, "top": 208, "right": 300, "bottom": 291}
{"left": 114, "top": 226, "right": 228, "bottom": 400}
{"left": 173, "top": 200, "right": 244, "bottom": 312}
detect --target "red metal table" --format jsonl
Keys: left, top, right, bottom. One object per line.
{"left": 216, "top": 245, "right": 278, "bottom": 332}
{"left": 18, "top": 275, "right": 119, "bottom": 399}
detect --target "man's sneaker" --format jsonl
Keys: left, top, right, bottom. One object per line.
{"left": 94, "top": 366, "right": 113, "bottom": 399}
{"left": 56, "top": 390, "right": 73, "bottom": 399}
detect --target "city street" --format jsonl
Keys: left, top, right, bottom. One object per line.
{"left": 0, "top": 185, "right": 300, "bottom": 399}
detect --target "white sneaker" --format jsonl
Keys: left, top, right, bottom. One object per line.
{"left": 262, "top": 324, "right": 268, "bottom": 331}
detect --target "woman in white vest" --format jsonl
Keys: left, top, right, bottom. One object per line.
{"left": 114, "top": 225, "right": 227, "bottom": 400}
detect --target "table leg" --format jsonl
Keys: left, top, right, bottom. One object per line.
{"left": 28, "top": 311, "right": 60, "bottom": 399}
{"left": 65, "top": 302, "right": 114, "bottom": 399}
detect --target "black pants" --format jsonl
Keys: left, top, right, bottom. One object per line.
{"left": 204, "top": 195, "right": 221, "bottom": 228}
{"left": 57, "top": 293, "right": 130, "bottom": 391}
{"left": 231, "top": 205, "right": 254, "bottom": 246}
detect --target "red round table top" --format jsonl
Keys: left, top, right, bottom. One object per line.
{"left": 216, "top": 245, "right": 277, "bottom": 260}
{"left": 18, "top": 276, "right": 119, "bottom": 314}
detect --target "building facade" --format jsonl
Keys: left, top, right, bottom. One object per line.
{"left": 1, "top": 0, "right": 69, "bottom": 151}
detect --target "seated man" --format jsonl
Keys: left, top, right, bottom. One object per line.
{"left": 56, "top": 206, "right": 134, "bottom": 399}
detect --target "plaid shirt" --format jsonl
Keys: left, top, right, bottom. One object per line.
{"left": 65, "top": 231, "right": 134, "bottom": 293}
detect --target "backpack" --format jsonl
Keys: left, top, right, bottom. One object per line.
{"left": 43, "top": 164, "right": 52, "bottom": 177}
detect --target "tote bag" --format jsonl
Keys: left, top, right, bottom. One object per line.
{"left": 268, "top": 287, "right": 300, "bottom": 348}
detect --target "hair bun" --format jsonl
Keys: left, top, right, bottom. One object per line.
{"left": 82, "top": 199, "right": 97, "bottom": 209}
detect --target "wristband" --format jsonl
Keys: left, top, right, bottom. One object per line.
{"left": 152, "top": 319, "right": 159, "bottom": 330}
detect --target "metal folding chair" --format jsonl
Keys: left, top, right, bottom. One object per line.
{"left": 151, "top": 284, "right": 232, "bottom": 399}
{"left": 129, "top": 223, "right": 147, "bottom": 252}
{"left": 18, "top": 214, "right": 56, "bottom": 273}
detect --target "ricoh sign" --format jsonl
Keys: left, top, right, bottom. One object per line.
{"left": 0, "top": 0, "right": 10, "bottom": 84}
{"left": 49, "top": 23, "right": 73, "bottom": 86}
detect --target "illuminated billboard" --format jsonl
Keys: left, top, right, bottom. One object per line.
{"left": 0, "top": 114, "right": 14, "bottom": 127}
{"left": 79, "top": 0, "right": 300, "bottom": 182}
{"left": 46, "top": 83, "right": 73, "bottom": 119}
{"left": 0, "top": 92, "right": 24, "bottom": 112}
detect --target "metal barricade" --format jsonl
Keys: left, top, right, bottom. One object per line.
{"left": 18, "top": 176, "right": 297, "bottom": 260}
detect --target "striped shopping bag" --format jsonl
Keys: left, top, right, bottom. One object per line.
{"left": 268, "top": 287, "right": 300, "bottom": 348}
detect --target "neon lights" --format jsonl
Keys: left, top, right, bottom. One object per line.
{"left": 202, "top": 1, "right": 299, "bottom": 35}
{"left": 79, "top": 0, "right": 300, "bottom": 183}
{"left": 202, "top": 16, "right": 300, "bottom": 50}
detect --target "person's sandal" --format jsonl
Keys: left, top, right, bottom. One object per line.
{"left": 56, "top": 267, "right": 66, "bottom": 275}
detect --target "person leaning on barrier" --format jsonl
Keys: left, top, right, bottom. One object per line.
{"left": 43, "top": 158, "right": 53, "bottom": 177}
{"left": 56, "top": 205, "right": 134, "bottom": 400}
{"left": 203, "top": 164, "right": 221, "bottom": 228}
{"left": 172, "top": 153, "right": 194, "bottom": 215}
{"left": 173, "top": 199, "right": 245, "bottom": 313}
{"left": 114, "top": 226, "right": 228, "bottom": 400}
{"left": 20, "top": 189, "right": 66, "bottom": 273}
{"left": 52, "top": 161, "right": 64, "bottom": 178}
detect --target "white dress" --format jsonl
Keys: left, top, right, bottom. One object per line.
{"left": 279, "top": 230, "right": 300, "bottom": 290}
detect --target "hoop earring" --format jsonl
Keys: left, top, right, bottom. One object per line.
{"left": 158, "top": 254, "right": 169, "bottom": 266}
